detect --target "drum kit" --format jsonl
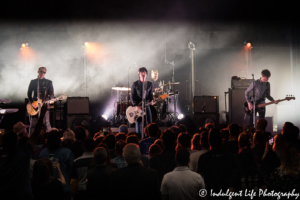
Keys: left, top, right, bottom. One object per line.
{"left": 110, "top": 87, "right": 132, "bottom": 126}
{"left": 109, "top": 81, "right": 180, "bottom": 127}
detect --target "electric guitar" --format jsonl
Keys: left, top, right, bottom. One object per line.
{"left": 27, "top": 94, "right": 67, "bottom": 116}
{"left": 126, "top": 94, "right": 168, "bottom": 124}
{"left": 244, "top": 96, "right": 295, "bottom": 116}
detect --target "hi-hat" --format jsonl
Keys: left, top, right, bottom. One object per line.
{"left": 112, "top": 87, "right": 131, "bottom": 91}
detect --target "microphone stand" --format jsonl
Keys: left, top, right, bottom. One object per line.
{"left": 37, "top": 75, "right": 41, "bottom": 118}
{"left": 252, "top": 74, "right": 256, "bottom": 128}
{"left": 127, "top": 67, "right": 130, "bottom": 109}
{"left": 141, "top": 75, "right": 146, "bottom": 139}
{"left": 224, "top": 90, "right": 229, "bottom": 124}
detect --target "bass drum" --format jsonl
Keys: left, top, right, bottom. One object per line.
{"left": 114, "top": 100, "right": 121, "bottom": 116}
{"left": 121, "top": 100, "right": 132, "bottom": 117}
{"left": 149, "top": 105, "right": 158, "bottom": 123}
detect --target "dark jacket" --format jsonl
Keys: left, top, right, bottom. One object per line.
{"left": 109, "top": 163, "right": 161, "bottom": 200}
{"left": 27, "top": 78, "right": 54, "bottom": 103}
{"left": 149, "top": 148, "right": 177, "bottom": 186}
{"left": 87, "top": 165, "right": 116, "bottom": 200}
{"left": 130, "top": 80, "right": 154, "bottom": 106}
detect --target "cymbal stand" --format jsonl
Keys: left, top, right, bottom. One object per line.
{"left": 162, "top": 61, "right": 179, "bottom": 124}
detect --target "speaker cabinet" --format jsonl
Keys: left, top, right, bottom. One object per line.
{"left": 229, "top": 88, "right": 248, "bottom": 127}
{"left": 66, "top": 97, "right": 89, "bottom": 115}
{"left": 194, "top": 96, "right": 219, "bottom": 113}
{"left": 193, "top": 113, "right": 219, "bottom": 129}
{"left": 66, "top": 114, "right": 90, "bottom": 131}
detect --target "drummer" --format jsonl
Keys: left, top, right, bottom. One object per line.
{"left": 151, "top": 70, "right": 163, "bottom": 98}
{"left": 151, "top": 70, "right": 167, "bottom": 120}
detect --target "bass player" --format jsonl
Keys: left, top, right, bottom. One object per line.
{"left": 245, "top": 69, "right": 278, "bottom": 126}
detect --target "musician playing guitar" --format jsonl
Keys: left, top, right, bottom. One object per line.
{"left": 130, "top": 67, "right": 155, "bottom": 136}
{"left": 27, "top": 66, "right": 54, "bottom": 134}
{"left": 245, "top": 69, "right": 278, "bottom": 126}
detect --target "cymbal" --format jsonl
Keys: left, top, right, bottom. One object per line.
{"left": 112, "top": 87, "right": 131, "bottom": 91}
{"left": 0, "top": 99, "right": 11, "bottom": 103}
{"left": 161, "top": 82, "right": 180, "bottom": 87}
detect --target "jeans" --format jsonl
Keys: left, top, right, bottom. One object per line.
{"left": 135, "top": 106, "right": 152, "bottom": 135}
{"left": 249, "top": 107, "right": 265, "bottom": 127}
{"left": 29, "top": 110, "right": 51, "bottom": 135}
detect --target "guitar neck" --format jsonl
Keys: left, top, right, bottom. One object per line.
{"left": 257, "top": 99, "right": 285, "bottom": 108}
{"left": 138, "top": 99, "right": 158, "bottom": 107}
{"left": 137, "top": 94, "right": 168, "bottom": 107}
{"left": 44, "top": 98, "right": 58, "bottom": 104}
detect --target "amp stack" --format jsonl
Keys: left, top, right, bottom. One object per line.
{"left": 193, "top": 96, "right": 219, "bottom": 129}
{"left": 64, "top": 97, "right": 90, "bottom": 131}
{"left": 229, "top": 77, "right": 252, "bottom": 127}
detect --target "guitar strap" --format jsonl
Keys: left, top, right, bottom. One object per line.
{"left": 143, "top": 81, "right": 148, "bottom": 99}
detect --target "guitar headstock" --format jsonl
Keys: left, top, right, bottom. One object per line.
{"left": 285, "top": 95, "right": 295, "bottom": 101}
{"left": 57, "top": 94, "right": 68, "bottom": 101}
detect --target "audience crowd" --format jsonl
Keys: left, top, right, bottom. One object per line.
{"left": 1, "top": 106, "right": 300, "bottom": 200}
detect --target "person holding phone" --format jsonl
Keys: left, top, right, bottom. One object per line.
{"left": 31, "top": 159, "right": 64, "bottom": 200}
{"left": 262, "top": 134, "right": 288, "bottom": 180}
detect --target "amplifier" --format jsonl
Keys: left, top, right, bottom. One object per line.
{"left": 194, "top": 96, "right": 219, "bottom": 113}
{"left": 66, "top": 97, "right": 90, "bottom": 115}
{"left": 231, "top": 79, "right": 253, "bottom": 89}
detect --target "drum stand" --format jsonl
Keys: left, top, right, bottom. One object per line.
{"left": 161, "top": 89, "right": 179, "bottom": 126}
{"left": 160, "top": 61, "right": 180, "bottom": 125}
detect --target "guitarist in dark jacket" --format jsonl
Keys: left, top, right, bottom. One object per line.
{"left": 245, "top": 69, "right": 278, "bottom": 126}
{"left": 130, "top": 67, "right": 154, "bottom": 137}
{"left": 27, "top": 66, "right": 54, "bottom": 135}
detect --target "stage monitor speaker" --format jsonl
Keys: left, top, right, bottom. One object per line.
{"left": 66, "top": 114, "right": 90, "bottom": 131}
{"left": 193, "top": 113, "right": 219, "bottom": 129}
{"left": 176, "top": 115, "right": 196, "bottom": 134}
{"left": 67, "top": 97, "right": 89, "bottom": 115}
{"left": 229, "top": 88, "right": 249, "bottom": 127}
{"left": 194, "top": 96, "right": 219, "bottom": 113}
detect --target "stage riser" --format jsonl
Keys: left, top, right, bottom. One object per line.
{"left": 110, "top": 127, "right": 168, "bottom": 133}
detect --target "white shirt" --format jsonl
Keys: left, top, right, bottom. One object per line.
{"left": 161, "top": 166, "right": 205, "bottom": 200}
{"left": 189, "top": 150, "right": 209, "bottom": 172}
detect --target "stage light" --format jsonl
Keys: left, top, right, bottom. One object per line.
{"left": 84, "top": 42, "right": 89, "bottom": 47}
{"left": 102, "top": 115, "right": 108, "bottom": 120}
{"left": 178, "top": 114, "right": 184, "bottom": 120}
{"left": 21, "top": 43, "right": 29, "bottom": 49}
{"left": 246, "top": 43, "right": 251, "bottom": 48}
